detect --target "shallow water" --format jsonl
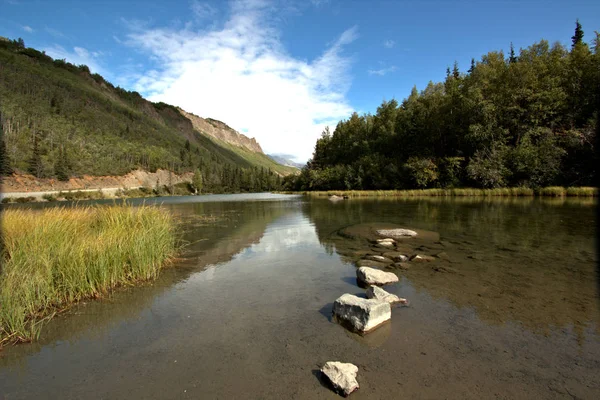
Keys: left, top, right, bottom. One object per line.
{"left": 1, "top": 194, "right": 598, "bottom": 399}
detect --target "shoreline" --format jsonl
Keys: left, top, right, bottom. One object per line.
{"left": 286, "top": 187, "right": 598, "bottom": 198}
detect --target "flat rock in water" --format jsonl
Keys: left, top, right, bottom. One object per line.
{"left": 365, "top": 254, "right": 393, "bottom": 264}
{"left": 394, "top": 262, "right": 411, "bottom": 270}
{"left": 376, "top": 238, "right": 395, "bottom": 244}
{"left": 333, "top": 293, "right": 391, "bottom": 333}
{"left": 376, "top": 228, "right": 417, "bottom": 238}
{"left": 385, "top": 252, "right": 408, "bottom": 262}
{"left": 411, "top": 254, "right": 436, "bottom": 262}
{"left": 357, "top": 266, "right": 399, "bottom": 286}
{"left": 357, "top": 259, "right": 387, "bottom": 269}
{"left": 366, "top": 286, "right": 407, "bottom": 305}
{"left": 321, "top": 361, "right": 359, "bottom": 397}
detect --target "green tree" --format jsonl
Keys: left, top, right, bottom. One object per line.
{"left": 28, "top": 133, "right": 43, "bottom": 178}
{"left": 192, "top": 169, "right": 203, "bottom": 194}
{"left": 572, "top": 19, "right": 584, "bottom": 48}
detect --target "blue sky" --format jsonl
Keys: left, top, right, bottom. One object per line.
{"left": 2, "top": 0, "right": 599, "bottom": 162}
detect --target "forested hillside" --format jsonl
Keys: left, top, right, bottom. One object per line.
{"left": 0, "top": 37, "right": 295, "bottom": 193}
{"left": 286, "top": 22, "right": 598, "bottom": 191}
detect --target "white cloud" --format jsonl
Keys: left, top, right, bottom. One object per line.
{"left": 44, "top": 45, "right": 106, "bottom": 76}
{"left": 383, "top": 39, "right": 395, "bottom": 48}
{"left": 22, "top": 25, "right": 34, "bottom": 33}
{"left": 190, "top": 0, "right": 218, "bottom": 19}
{"left": 368, "top": 65, "right": 397, "bottom": 76}
{"left": 124, "top": 0, "right": 356, "bottom": 162}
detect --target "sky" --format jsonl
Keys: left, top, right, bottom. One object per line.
{"left": 1, "top": 0, "right": 599, "bottom": 162}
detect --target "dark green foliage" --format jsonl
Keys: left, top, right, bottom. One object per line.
{"left": 286, "top": 25, "right": 598, "bottom": 191}
{"left": 27, "top": 134, "right": 43, "bottom": 178}
{"left": 572, "top": 19, "right": 584, "bottom": 48}
{"left": 0, "top": 38, "right": 290, "bottom": 192}
{"left": 0, "top": 111, "right": 12, "bottom": 177}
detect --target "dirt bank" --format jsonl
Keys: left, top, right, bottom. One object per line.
{"left": 1, "top": 169, "right": 193, "bottom": 194}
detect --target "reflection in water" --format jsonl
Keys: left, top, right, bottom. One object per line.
{"left": 1, "top": 195, "right": 598, "bottom": 399}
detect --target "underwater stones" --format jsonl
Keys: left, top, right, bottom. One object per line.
{"left": 357, "top": 267, "right": 399, "bottom": 286}
{"left": 435, "top": 251, "right": 451, "bottom": 261}
{"left": 366, "top": 286, "right": 407, "bottom": 305}
{"left": 410, "top": 254, "right": 436, "bottom": 262}
{"left": 357, "top": 259, "right": 387, "bottom": 269}
{"left": 376, "top": 238, "right": 395, "bottom": 244}
{"left": 376, "top": 228, "right": 417, "bottom": 238}
{"left": 365, "top": 254, "right": 393, "bottom": 263}
{"left": 333, "top": 294, "right": 391, "bottom": 333}
{"left": 329, "top": 195, "right": 344, "bottom": 202}
{"left": 394, "top": 262, "right": 411, "bottom": 270}
{"left": 321, "top": 361, "right": 359, "bottom": 397}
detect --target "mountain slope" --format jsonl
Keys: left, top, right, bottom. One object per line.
{"left": 0, "top": 37, "right": 294, "bottom": 192}
{"left": 267, "top": 154, "right": 304, "bottom": 169}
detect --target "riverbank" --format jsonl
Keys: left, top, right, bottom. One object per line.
{"left": 0, "top": 205, "right": 179, "bottom": 345}
{"left": 290, "top": 187, "right": 598, "bottom": 198}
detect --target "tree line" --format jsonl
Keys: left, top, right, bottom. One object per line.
{"left": 285, "top": 22, "right": 598, "bottom": 191}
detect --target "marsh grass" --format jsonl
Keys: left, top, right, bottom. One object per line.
{"left": 298, "top": 187, "right": 596, "bottom": 198}
{"left": 0, "top": 205, "right": 179, "bottom": 345}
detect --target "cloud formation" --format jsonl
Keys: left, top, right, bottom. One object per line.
{"left": 383, "top": 39, "right": 395, "bottom": 48}
{"left": 368, "top": 65, "right": 397, "bottom": 76}
{"left": 22, "top": 25, "right": 34, "bottom": 33}
{"left": 125, "top": 0, "right": 356, "bottom": 162}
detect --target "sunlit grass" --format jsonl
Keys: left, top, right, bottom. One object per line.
{"left": 0, "top": 205, "right": 179, "bottom": 345}
{"left": 297, "top": 187, "right": 596, "bottom": 198}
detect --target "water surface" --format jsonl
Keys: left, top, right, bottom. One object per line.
{"left": 1, "top": 194, "right": 598, "bottom": 399}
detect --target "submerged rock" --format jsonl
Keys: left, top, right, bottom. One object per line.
{"left": 365, "top": 254, "right": 393, "bottom": 264}
{"left": 321, "top": 361, "right": 359, "bottom": 397}
{"left": 410, "top": 254, "right": 436, "bottom": 262}
{"left": 394, "top": 262, "right": 411, "bottom": 270}
{"left": 333, "top": 293, "right": 391, "bottom": 333}
{"left": 357, "top": 266, "right": 399, "bottom": 286}
{"left": 329, "top": 195, "right": 344, "bottom": 202}
{"left": 357, "top": 259, "right": 387, "bottom": 269}
{"left": 376, "top": 228, "right": 417, "bottom": 238}
{"left": 366, "top": 286, "right": 407, "bottom": 305}
{"left": 376, "top": 238, "right": 395, "bottom": 244}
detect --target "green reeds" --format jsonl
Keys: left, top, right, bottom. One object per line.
{"left": 0, "top": 205, "right": 179, "bottom": 345}
{"left": 299, "top": 187, "right": 596, "bottom": 198}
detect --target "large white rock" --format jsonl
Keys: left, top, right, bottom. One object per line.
{"left": 376, "top": 228, "right": 417, "bottom": 238}
{"left": 321, "top": 361, "right": 359, "bottom": 397}
{"left": 357, "top": 267, "right": 399, "bottom": 286}
{"left": 366, "top": 286, "right": 408, "bottom": 305}
{"left": 333, "top": 294, "right": 391, "bottom": 333}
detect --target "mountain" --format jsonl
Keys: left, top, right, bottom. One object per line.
{"left": 267, "top": 154, "right": 304, "bottom": 169}
{"left": 0, "top": 37, "right": 297, "bottom": 192}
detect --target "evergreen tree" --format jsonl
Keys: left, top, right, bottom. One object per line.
{"left": 28, "top": 133, "right": 43, "bottom": 178}
{"left": 509, "top": 42, "right": 517, "bottom": 63}
{"left": 54, "top": 145, "right": 70, "bottom": 181}
{"left": 468, "top": 58, "right": 475, "bottom": 73}
{"left": 192, "top": 169, "right": 203, "bottom": 194}
{"left": 0, "top": 111, "right": 12, "bottom": 177}
{"left": 571, "top": 19, "right": 584, "bottom": 48}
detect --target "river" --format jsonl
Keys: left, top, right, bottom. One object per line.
{"left": 0, "top": 194, "right": 598, "bottom": 399}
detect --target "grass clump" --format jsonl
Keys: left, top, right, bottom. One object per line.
{"left": 0, "top": 205, "right": 179, "bottom": 345}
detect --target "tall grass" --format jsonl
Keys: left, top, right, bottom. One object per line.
{"left": 298, "top": 187, "right": 596, "bottom": 198}
{"left": 0, "top": 205, "right": 179, "bottom": 345}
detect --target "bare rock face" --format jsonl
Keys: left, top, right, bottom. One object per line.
{"left": 321, "top": 361, "right": 359, "bottom": 397}
{"left": 333, "top": 294, "right": 391, "bottom": 333}
{"left": 376, "top": 228, "right": 417, "bottom": 238}
{"left": 357, "top": 267, "right": 399, "bottom": 286}
{"left": 366, "top": 286, "right": 408, "bottom": 305}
